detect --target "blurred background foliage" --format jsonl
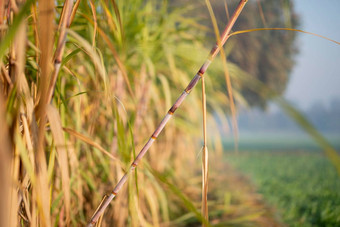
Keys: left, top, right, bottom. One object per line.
{"left": 0, "top": 0, "right": 339, "bottom": 226}
{"left": 172, "top": 0, "right": 299, "bottom": 109}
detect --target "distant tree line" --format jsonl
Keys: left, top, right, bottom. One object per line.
{"left": 170, "top": 0, "right": 300, "bottom": 109}
{"left": 237, "top": 99, "right": 340, "bottom": 133}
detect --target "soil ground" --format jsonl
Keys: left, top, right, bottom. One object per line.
{"left": 206, "top": 156, "right": 285, "bottom": 227}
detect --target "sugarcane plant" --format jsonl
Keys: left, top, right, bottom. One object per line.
{"left": 2, "top": 0, "right": 340, "bottom": 226}
{"left": 87, "top": 0, "right": 249, "bottom": 226}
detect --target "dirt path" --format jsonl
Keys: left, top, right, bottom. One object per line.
{"left": 207, "top": 156, "right": 285, "bottom": 227}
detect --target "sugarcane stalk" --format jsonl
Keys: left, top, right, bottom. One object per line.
{"left": 46, "top": 0, "right": 78, "bottom": 104}
{"left": 87, "top": 0, "right": 248, "bottom": 226}
{"left": 201, "top": 75, "right": 209, "bottom": 226}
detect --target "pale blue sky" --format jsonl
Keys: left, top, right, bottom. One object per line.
{"left": 284, "top": 0, "right": 340, "bottom": 109}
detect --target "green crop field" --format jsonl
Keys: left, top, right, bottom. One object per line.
{"left": 226, "top": 150, "right": 340, "bottom": 227}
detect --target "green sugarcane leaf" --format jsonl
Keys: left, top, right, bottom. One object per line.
{"left": 128, "top": 121, "right": 139, "bottom": 195}
{"left": 61, "top": 48, "right": 82, "bottom": 68}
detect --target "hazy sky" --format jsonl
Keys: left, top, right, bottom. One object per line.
{"left": 284, "top": 0, "right": 340, "bottom": 109}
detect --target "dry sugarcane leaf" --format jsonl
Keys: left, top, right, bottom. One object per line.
{"left": 63, "top": 127, "right": 119, "bottom": 162}
{"left": 46, "top": 104, "right": 71, "bottom": 224}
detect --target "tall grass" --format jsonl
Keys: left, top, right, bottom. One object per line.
{"left": 87, "top": 1, "right": 248, "bottom": 225}
{"left": 1, "top": 0, "right": 248, "bottom": 225}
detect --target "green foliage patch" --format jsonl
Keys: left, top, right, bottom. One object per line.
{"left": 227, "top": 151, "right": 340, "bottom": 227}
